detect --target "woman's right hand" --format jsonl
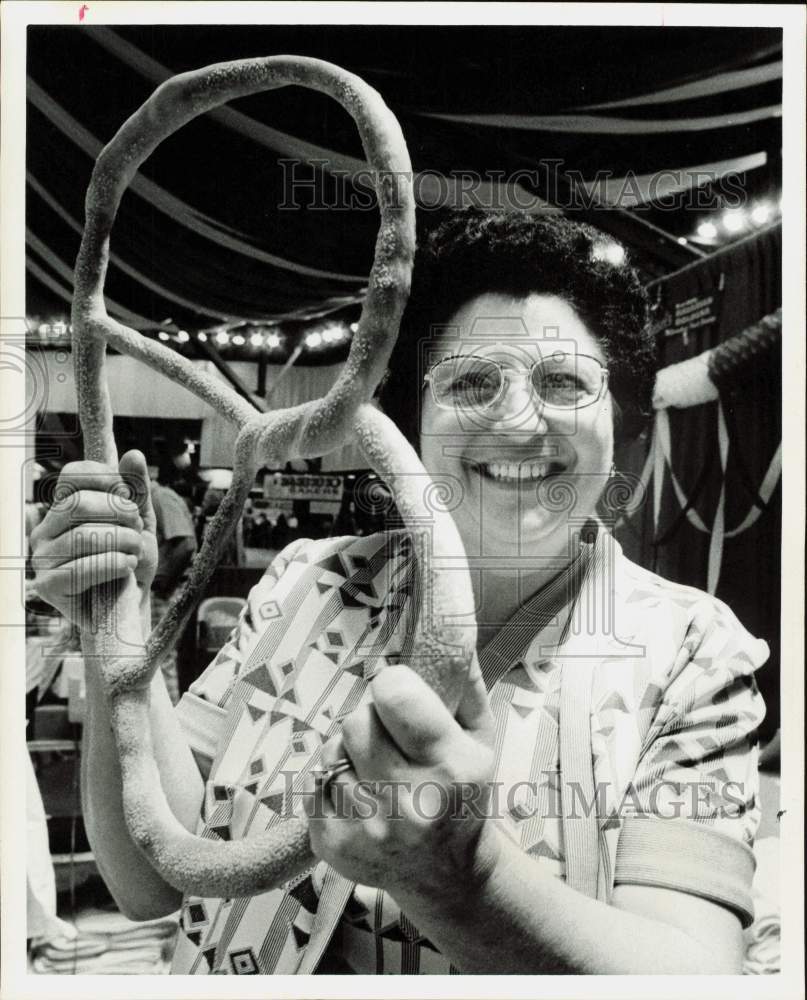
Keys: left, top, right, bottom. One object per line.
{"left": 30, "top": 450, "right": 158, "bottom": 630}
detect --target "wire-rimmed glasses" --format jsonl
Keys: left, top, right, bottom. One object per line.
{"left": 424, "top": 352, "right": 609, "bottom": 412}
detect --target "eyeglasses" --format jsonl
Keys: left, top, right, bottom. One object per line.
{"left": 424, "top": 352, "right": 608, "bottom": 412}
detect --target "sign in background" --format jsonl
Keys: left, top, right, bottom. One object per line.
{"left": 263, "top": 472, "right": 344, "bottom": 509}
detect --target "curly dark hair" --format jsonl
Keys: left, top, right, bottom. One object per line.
{"left": 376, "top": 208, "right": 656, "bottom": 443}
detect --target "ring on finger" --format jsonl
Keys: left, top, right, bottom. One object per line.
{"left": 316, "top": 756, "right": 353, "bottom": 796}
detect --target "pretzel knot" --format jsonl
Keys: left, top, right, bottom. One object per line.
{"left": 72, "top": 56, "right": 477, "bottom": 899}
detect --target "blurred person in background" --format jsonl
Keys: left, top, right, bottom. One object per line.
{"left": 148, "top": 462, "right": 197, "bottom": 705}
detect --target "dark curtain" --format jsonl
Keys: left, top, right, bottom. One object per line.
{"left": 615, "top": 224, "right": 782, "bottom": 737}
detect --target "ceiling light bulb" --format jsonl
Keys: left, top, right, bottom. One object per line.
{"left": 306, "top": 332, "right": 323, "bottom": 349}
{"left": 215, "top": 331, "right": 229, "bottom": 345}
{"left": 232, "top": 334, "right": 246, "bottom": 346}
{"left": 696, "top": 221, "right": 718, "bottom": 240}
{"left": 721, "top": 210, "right": 745, "bottom": 234}
{"left": 751, "top": 204, "right": 771, "bottom": 225}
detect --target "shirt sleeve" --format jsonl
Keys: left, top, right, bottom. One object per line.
{"left": 152, "top": 486, "right": 196, "bottom": 543}
{"left": 614, "top": 598, "right": 768, "bottom": 928}
{"left": 174, "top": 538, "right": 309, "bottom": 779}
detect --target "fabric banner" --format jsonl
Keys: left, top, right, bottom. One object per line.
{"left": 614, "top": 224, "right": 782, "bottom": 737}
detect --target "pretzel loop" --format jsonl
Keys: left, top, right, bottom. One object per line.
{"left": 72, "top": 57, "right": 477, "bottom": 899}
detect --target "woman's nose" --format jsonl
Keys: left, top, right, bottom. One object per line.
{"left": 488, "top": 376, "right": 549, "bottom": 432}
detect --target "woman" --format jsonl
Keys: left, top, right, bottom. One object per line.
{"left": 31, "top": 209, "right": 766, "bottom": 975}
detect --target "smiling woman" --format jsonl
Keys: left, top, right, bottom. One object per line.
{"left": 33, "top": 207, "right": 768, "bottom": 976}
{"left": 302, "top": 210, "right": 765, "bottom": 974}
{"left": 170, "top": 210, "right": 764, "bottom": 975}
{"left": 377, "top": 211, "right": 657, "bottom": 625}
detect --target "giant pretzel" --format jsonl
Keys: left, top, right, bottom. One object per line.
{"left": 72, "top": 58, "right": 477, "bottom": 899}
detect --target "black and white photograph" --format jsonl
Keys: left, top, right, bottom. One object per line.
{"left": 1, "top": 3, "right": 804, "bottom": 996}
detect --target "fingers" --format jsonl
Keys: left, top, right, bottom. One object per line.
{"left": 118, "top": 450, "right": 156, "bottom": 535}
{"left": 36, "top": 551, "right": 136, "bottom": 600}
{"left": 36, "top": 487, "right": 143, "bottom": 542}
{"left": 32, "top": 524, "right": 144, "bottom": 570}
{"left": 369, "top": 664, "right": 458, "bottom": 765}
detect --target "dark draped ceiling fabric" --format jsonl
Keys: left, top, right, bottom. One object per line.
{"left": 26, "top": 24, "right": 782, "bottom": 332}
{"left": 614, "top": 224, "right": 782, "bottom": 738}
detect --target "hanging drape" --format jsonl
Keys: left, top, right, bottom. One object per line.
{"left": 614, "top": 224, "right": 782, "bottom": 738}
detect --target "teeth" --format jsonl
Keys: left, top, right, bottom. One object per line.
{"left": 478, "top": 461, "right": 552, "bottom": 482}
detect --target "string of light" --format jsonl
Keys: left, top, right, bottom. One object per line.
{"left": 25, "top": 317, "right": 356, "bottom": 356}
{"left": 685, "top": 195, "right": 782, "bottom": 247}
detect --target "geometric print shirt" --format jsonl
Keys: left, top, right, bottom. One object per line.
{"left": 171, "top": 528, "right": 767, "bottom": 975}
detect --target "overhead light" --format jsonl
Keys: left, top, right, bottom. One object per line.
{"left": 177, "top": 330, "right": 190, "bottom": 343}
{"left": 266, "top": 332, "right": 281, "bottom": 349}
{"left": 349, "top": 322, "right": 359, "bottom": 334}
{"left": 215, "top": 330, "right": 230, "bottom": 345}
{"left": 305, "top": 332, "right": 323, "bottom": 349}
{"left": 696, "top": 221, "right": 718, "bottom": 240}
{"left": 232, "top": 333, "right": 246, "bottom": 346}
{"left": 677, "top": 236, "right": 688, "bottom": 245}
{"left": 250, "top": 332, "right": 264, "bottom": 347}
{"left": 721, "top": 210, "right": 745, "bottom": 234}
{"left": 157, "top": 331, "right": 170, "bottom": 341}
{"left": 751, "top": 203, "right": 772, "bottom": 225}
{"left": 197, "top": 332, "right": 208, "bottom": 342}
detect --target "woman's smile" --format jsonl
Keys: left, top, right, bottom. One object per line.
{"left": 461, "top": 457, "right": 570, "bottom": 485}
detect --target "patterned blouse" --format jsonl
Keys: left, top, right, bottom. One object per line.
{"left": 171, "top": 528, "right": 767, "bottom": 975}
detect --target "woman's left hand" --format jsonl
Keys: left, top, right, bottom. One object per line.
{"left": 303, "top": 662, "right": 499, "bottom": 906}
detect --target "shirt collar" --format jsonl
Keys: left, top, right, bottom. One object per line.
{"left": 478, "top": 521, "right": 600, "bottom": 691}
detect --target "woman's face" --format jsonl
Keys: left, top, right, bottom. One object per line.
{"left": 418, "top": 292, "right": 614, "bottom": 559}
